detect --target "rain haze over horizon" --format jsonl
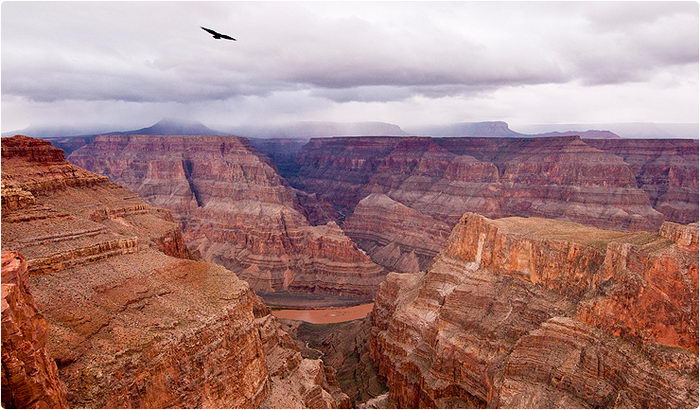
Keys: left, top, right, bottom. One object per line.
{"left": 1, "top": 1, "right": 698, "bottom": 134}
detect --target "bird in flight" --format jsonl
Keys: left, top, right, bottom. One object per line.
{"left": 200, "top": 26, "right": 236, "bottom": 41}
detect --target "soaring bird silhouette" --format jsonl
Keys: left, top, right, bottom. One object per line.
{"left": 200, "top": 26, "right": 237, "bottom": 41}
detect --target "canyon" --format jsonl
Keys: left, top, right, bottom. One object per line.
{"left": 369, "top": 213, "right": 698, "bottom": 408}
{"left": 1, "top": 135, "right": 349, "bottom": 408}
{"left": 290, "top": 136, "right": 697, "bottom": 230}
{"left": 276, "top": 135, "right": 697, "bottom": 270}
{"left": 2, "top": 131, "right": 698, "bottom": 409}
{"left": 68, "top": 134, "right": 384, "bottom": 301}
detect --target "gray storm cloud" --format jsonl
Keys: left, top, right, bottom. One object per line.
{"left": 1, "top": 1, "right": 697, "bottom": 131}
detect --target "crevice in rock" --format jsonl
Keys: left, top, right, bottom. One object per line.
{"left": 181, "top": 159, "right": 204, "bottom": 207}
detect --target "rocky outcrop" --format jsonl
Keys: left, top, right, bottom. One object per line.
{"left": 369, "top": 213, "right": 698, "bottom": 408}
{"left": 344, "top": 194, "right": 451, "bottom": 272}
{"left": 42, "top": 136, "right": 96, "bottom": 156}
{"left": 1, "top": 135, "right": 348, "bottom": 408}
{"left": 257, "top": 311, "right": 351, "bottom": 408}
{"left": 283, "top": 318, "right": 388, "bottom": 407}
{"left": 290, "top": 136, "right": 697, "bottom": 231}
{"left": 586, "top": 138, "right": 699, "bottom": 224}
{"left": 2, "top": 135, "right": 108, "bottom": 195}
{"left": 2, "top": 251, "right": 68, "bottom": 409}
{"left": 69, "top": 134, "right": 384, "bottom": 299}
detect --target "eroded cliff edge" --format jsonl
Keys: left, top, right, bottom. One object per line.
{"left": 369, "top": 212, "right": 698, "bottom": 408}
{"left": 1, "top": 251, "right": 68, "bottom": 409}
{"left": 69, "top": 134, "right": 384, "bottom": 299}
{"left": 1, "top": 135, "right": 349, "bottom": 408}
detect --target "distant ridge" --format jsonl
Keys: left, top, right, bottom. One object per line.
{"left": 409, "top": 121, "right": 523, "bottom": 137}
{"left": 233, "top": 121, "right": 408, "bottom": 138}
{"left": 1, "top": 125, "right": 117, "bottom": 138}
{"left": 408, "top": 121, "right": 621, "bottom": 139}
{"left": 1, "top": 118, "right": 226, "bottom": 138}
{"left": 116, "top": 118, "right": 226, "bottom": 136}
{"left": 518, "top": 122, "right": 698, "bottom": 139}
{"left": 535, "top": 130, "right": 620, "bottom": 139}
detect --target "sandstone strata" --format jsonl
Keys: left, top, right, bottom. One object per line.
{"left": 344, "top": 194, "right": 451, "bottom": 272}
{"left": 369, "top": 213, "right": 698, "bottom": 408}
{"left": 69, "top": 135, "right": 384, "bottom": 299}
{"left": 1, "top": 135, "right": 348, "bottom": 408}
{"left": 2, "top": 251, "right": 68, "bottom": 409}
{"left": 290, "top": 136, "right": 697, "bottom": 231}
{"left": 586, "top": 138, "right": 699, "bottom": 224}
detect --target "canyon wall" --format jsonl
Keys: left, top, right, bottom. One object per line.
{"left": 1, "top": 135, "right": 348, "bottom": 408}
{"left": 369, "top": 212, "right": 698, "bottom": 408}
{"left": 585, "top": 138, "right": 699, "bottom": 224}
{"left": 2, "top": 251, "right": 68, "bottom": 409}
{"left": 290, "top": 136, "right": 697, "bottom": 234}
{"left": 69, "top": 135, "right": 384, "bottom": 299}
{"left": 343, "top": 194, "right": 451, "bottom": 272}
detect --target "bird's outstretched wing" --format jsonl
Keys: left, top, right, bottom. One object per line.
{"left": 201, "top": 26, "right": 221, "bottom": 36}
{"left": 201, "top": 26, "right": 237, "bottom": 41}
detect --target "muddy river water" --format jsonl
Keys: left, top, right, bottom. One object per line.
{"left": 271, "top": 302, "right": 374, "bottom": 324}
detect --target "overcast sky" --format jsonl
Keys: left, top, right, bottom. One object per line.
{"left": 2, "top": 1, "right": 698, "bottom": 132}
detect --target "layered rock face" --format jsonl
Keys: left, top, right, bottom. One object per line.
{"left": 1, "top": 135, "right": 348, "bottom": 408}
{"left": 586, "top": 138, "right": 699, "bottom": 224}
{"left": 291, "top": 136, "right": 697, "bottom": 232}
{"left": 343, "top": 194, "right": 451, "bottom": 272}
{"left": 2, "top": 251, "right": 68, "bottom": 409}
{"left": 69, "top": 134, "right": 383, "bottom": 298}
{"left": 369, "top": 213, "right": 698, "bottom": 408}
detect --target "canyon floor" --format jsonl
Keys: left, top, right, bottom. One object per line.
{"left": 2, "top": 133, "right": 698, "bottom": 409}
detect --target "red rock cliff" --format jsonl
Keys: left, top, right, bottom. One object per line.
{"left": 369, "top": 213, "right": 698, "bottom": 408}
{"left": 69, "top": 134, "right": 384, "bottom": 299}
{"left": 2, "top": 251, "right": 68, "bottom": 409}
{"left": 343, "top": 193, "right": 451, "bottom": 272}
{"left": 586, "top": 138, "right": 699, "bottom": 224}
{"left": 291, "top": 136, "right": 694, "bottom": 232}
{"left": 1, "top": 135, "right": 347, "bottom": 408}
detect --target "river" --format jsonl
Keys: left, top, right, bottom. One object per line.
{"left": 271, "top": 302, "right": 374, "bottom": 324}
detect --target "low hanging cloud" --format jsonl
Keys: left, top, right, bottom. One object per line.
{"left": 1, "top": 1, "right": 697, "bottom": 130}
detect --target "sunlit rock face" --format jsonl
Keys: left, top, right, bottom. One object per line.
{"left": 369, "top": 212, "right": 698, "bottom": 408}
{"left": 1, "top": 135, "right": 349, "bottom": 408}
{"left": 70, "top": 134, "right": 385, "bottom": 298}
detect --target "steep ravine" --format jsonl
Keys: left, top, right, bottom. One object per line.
{"left": 280, "top": 318, "right": 389, "bottom": 408}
